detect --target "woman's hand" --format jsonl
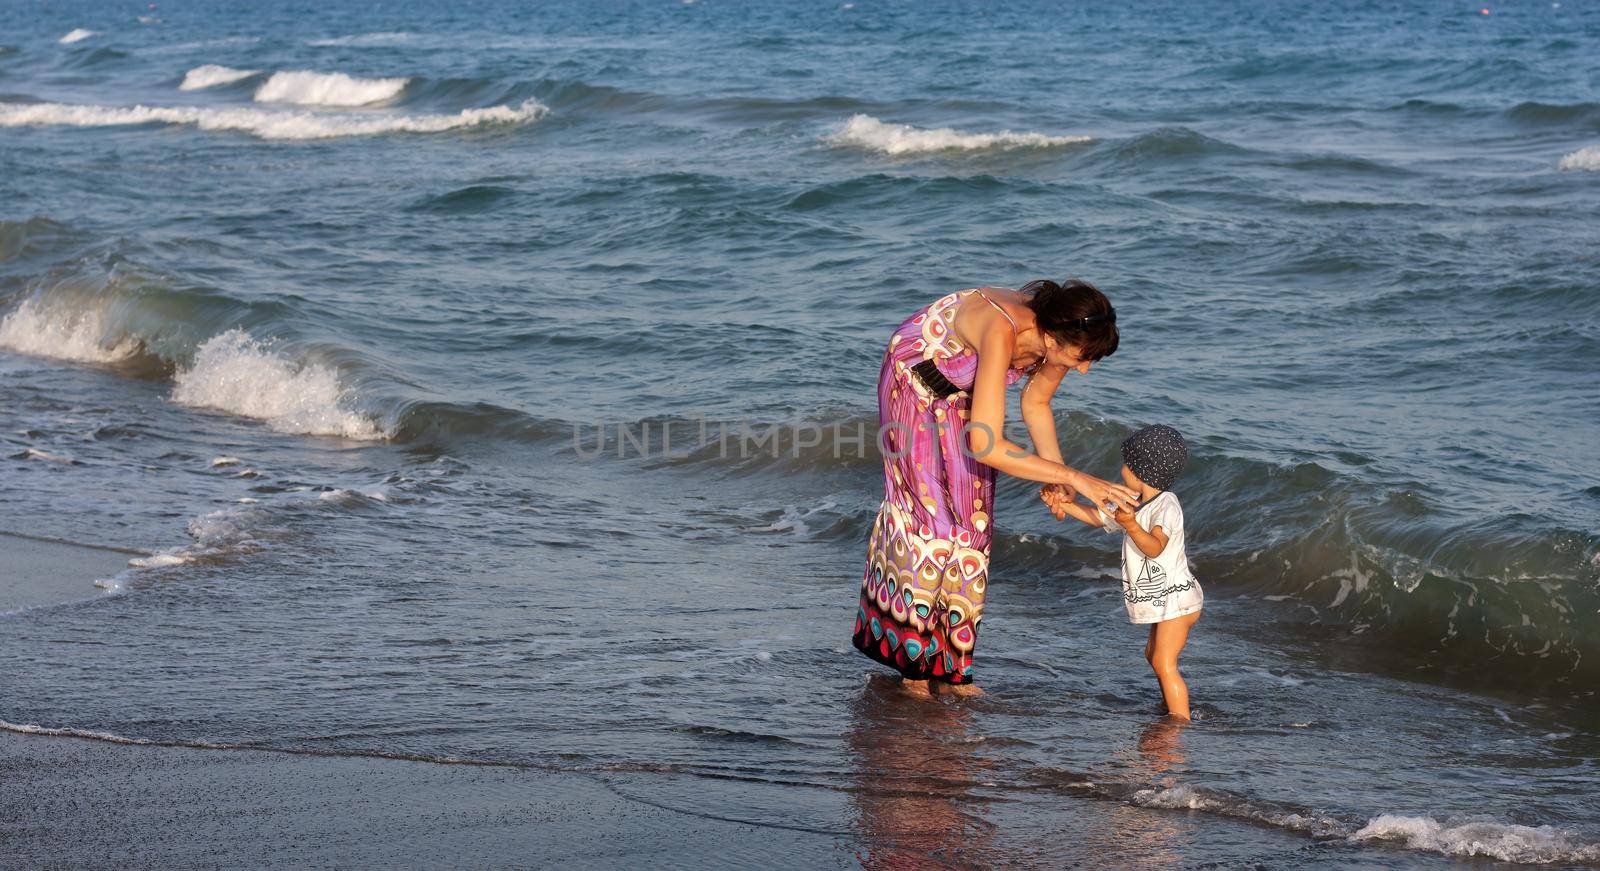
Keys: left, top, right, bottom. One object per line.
{"left": 1070, "top": 471, "right": 1139, "bottom": 514}
{"left": 1038, "top": 484, "right": 1075, "bottom": 520}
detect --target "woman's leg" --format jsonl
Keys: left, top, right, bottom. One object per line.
{"left": 1148, "top": 610, "right": 1201, "bottom": 720}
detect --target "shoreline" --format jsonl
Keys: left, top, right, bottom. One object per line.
{"left": 0, "top": 530, "right": 138, "bottom": 614}
{"left": 0, "top": 729, "right": 851, "bottom": 868}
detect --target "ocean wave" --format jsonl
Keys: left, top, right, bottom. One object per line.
{"left": 1095, "top": 126, "right": 1250, "bottom": 164}
{"left": 63, "top": 47, "right": 128, "bottom": 68}
{"left": 1124, "top": 782, "right": 1600, "bottom": 864}
{"left": 1352, "top": 814, "right": 1600, "bottom": 864}
{"left": 1131, "top": 784, "right": 1346, "bottom": 838}
{"left": 1504, "top": 100, "right": 1600, "bottom": 127}
{"left": 1558, "top": 145, "right": 1600, "bottom": 171}
{"left": 0, "top": 99, "right": 548, "bottom": 140}
{"left": 829, "top": 114, "right": 1091, "bottom": 155}
{"left": 0, "top": 217, "right": 90, "bottom": 263}
{"left": 390, "top": 399, "right": 569, "bottom": 445}
{"left": 0, "top": 297, "right": 142, "bottom": 364}
{"left": 11, "top": 446, "right": 79, "bottom": 465}
{"left": 58, "top": 29, "right": 97, "bottom": 45}
{"left": 171, "top": 329, "right": 384, "bottom": 440}
{"left": 126, "top": 503, "right": 269, "bottom": 568}
{"left": 253, "top": 69, "right": 410, "bottom": 107}
{"left": 307, "top": 32, "right": 413, "bottom": 47}
{"left": 179, "top": 64, "right": 259, "bottom": 91}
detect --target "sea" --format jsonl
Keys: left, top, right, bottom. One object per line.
{"left": 2, "top": 0, "right": 1598, "bottom": 865}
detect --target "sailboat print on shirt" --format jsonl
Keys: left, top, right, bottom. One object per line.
{"left": 1123, "top": 555, "right": 1193, "bottom": 605}
{"left": 1134, "top": 558, "right": 1167, "bottom": 596}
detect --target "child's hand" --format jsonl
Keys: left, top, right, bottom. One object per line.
{"left": 1039, "top": 484, "right": 1076, "bottom": 520}
{"left": 1114, "top": 504, "right": 1140, "bottom": 530}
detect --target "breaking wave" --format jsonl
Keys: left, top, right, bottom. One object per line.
{"left": 828, "top": 114, "right": 1091, "bottom": 155}
{"left": 58, "top": 29, "right": 97, "bottom": 45}
{"left": 171, "top": 330, "right": 383, "bottom": 440}
{"left": 1352, "top": 814, "right": 1600, "bottom": 865}
{"left": 1558, "top": 144, "right": 1600, "bottom": 171}
{"left": 179, "top": 64, "right": 259, "bottom": 91}
{"left": 0, "top": 99, "right": 548, "bottom": 140}
{"left": 0, "top": 297, "right": 142, "bottom": 364}
{"left": 252, "top": 69, "right": 410, "bottom": 107}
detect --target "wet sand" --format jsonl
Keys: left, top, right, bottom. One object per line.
{"left": 0, "top": 731, "right": 855, "bottom": 868}
{"left": 0, "top": 531, "right": 134, "bottom": 614}
{"left": 0, "top": 728, "right": 1456, "bottom": 869}
{"left": 0, "top": 534, "right": 1468, "bottom": 868}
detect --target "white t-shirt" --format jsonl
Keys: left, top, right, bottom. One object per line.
{"left": 1101, "top": 491, "right": 1203, "bottom": 625}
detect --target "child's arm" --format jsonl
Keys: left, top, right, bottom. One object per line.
{"left": 1057, "top": 498, "right": 1108, "bottom": 529}
{"left": 1115, "top": 507, "right": 1169, "bottom": 558}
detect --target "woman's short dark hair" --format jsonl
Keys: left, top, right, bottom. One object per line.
{"left": 1022, "top": 278, "right": 1118, "bottom": 360}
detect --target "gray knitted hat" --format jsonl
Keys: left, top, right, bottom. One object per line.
{"left": 1120, "top": 424, "right": 1188, "bottom": 491}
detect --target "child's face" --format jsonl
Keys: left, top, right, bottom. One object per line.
{"left": 1120, "top": 464, "right": 1146, "bottom": 491}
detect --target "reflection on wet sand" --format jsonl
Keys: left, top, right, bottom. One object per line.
{"left": 1136, "top": 716, "right": 1187, "bottom": 778}
{"left": 845, "top": 676, "right": 996, "bottom": 868}
{"left": 1099, "top": 717, "right": 1192, "bottom": 866}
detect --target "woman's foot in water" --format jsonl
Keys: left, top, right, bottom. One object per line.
{"left": 899, "top": 678, "right": 935, "bottom": 699}
{"left": 939, "top": 681, "right": 984, "bottom": 698}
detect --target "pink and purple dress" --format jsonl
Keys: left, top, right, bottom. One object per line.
{"left": 852, "top": 289, "right": 1037, "bottom": 685}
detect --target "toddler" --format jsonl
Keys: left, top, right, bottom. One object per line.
{"left": 1059, "top": 424, "right": 1203, "bottom": 720}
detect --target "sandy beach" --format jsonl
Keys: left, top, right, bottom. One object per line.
{"left": 0, "top": 532, "right": 134, "bottom": 614}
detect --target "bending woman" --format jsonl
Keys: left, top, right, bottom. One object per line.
{"left": 851, "top": 279, "right": 1132, "bottom": 698}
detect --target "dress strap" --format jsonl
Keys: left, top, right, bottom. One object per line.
{"left": 973, "top": 289, "right": 1018, "bottom": 332}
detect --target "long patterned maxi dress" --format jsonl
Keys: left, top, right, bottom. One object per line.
{"left": 852, "top": 289, "right": 1034, "bottom": 685}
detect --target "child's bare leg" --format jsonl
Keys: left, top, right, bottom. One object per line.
{"left": 940, "top": 681, "right": 983, "bottom": 697}
{"left": 1149, "top": 610, "right": 1201, "bottom": 720}
{"left": 1144, "top": 625, "right": 1156, "bottom": 665}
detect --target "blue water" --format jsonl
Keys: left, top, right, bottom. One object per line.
{"left": 2, "top": 0, "right": 1599, "bottom": 864}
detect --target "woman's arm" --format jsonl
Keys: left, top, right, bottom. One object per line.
{"left": 965, "top": 317, "right": 1137, "bottom": 509}
{"left": 1022, "top": 364, "right": 1075, "bottom": 519}
{"left": 965, "top": 318, "right": 1080, "bottom": 485}
{"left": 1020, "top": 362, "right": 1070, "bottom": 466}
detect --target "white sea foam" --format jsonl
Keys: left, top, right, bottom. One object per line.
{"left": 253, "top": 70, "right": 409, "bottom": 106}
{"left": 59, "top": 28, "right": 97, "bottom": 45}
{"left": 0, "top": 99, "right": 548, "bottom": 140}
{"left": 1352, "top": 815, "right": 1600, "bottom": 864}
{"left": 180, "top": 64, "right": 259, "bottom": 91}
{"left": 0, "top": 298, "right": 141, "bottom": 364}
{"left": 211, "top": 456, "right": 242, "bottom": 467}
{"left": 307, "top": 32, "right": 412, "bottom": 47}
{"left": 1557, "top": 144, "right": 1600, "bottom": 171}
{"left": 128, "top": 503, "right": 273, "bottom": 568}
{"left": 19, "top": 447, "right": 76, "bottom": 465}
{"left": 0, "top": 720, "right": 154, "bottom": 744}
{"left": 1132, "top": 784, "right": 1343, "bottom": 837}
{"left": 830, "top": 114, "right": 1092, "bottom": 156}
{"left": 128, "top": 552, "right": 187, "bottom": 568}
{"left": 171, "top": 330, "right": 383, "bottom": 440}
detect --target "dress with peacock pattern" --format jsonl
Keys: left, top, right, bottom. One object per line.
{"left": 851, "top": 289, "right": 1037, "bottom": 685}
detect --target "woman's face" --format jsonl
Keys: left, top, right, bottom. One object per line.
{"left": 1044, "top": 337, "right": 1094, "bottom": 375}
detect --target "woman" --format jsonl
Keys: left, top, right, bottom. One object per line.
{"left": 852, "top": 279, "right": 1133, "bottom": 698}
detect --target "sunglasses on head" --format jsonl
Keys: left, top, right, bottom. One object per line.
{"left": 1071, "top": 308, "right": 1116, "bottom": 330}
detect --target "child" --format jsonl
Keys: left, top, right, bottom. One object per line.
{"left": 1058, "top": 425, "right": 1203, "bottom": 720}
